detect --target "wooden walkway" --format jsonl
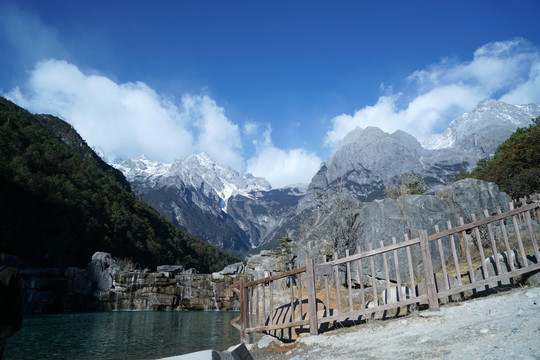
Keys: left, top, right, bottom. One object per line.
{"left": 230, "top": 196, "right": 540, "bottom": 342}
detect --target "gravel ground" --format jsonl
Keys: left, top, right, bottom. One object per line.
{"left": 220, "top": 285, "right": 540, "bottom": 360}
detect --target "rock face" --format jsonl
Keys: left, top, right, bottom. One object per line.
{"left": 227, "top": 186, "right": 306, "bottom": 248}
{"left": 113, "top": 99, "right": 540, "bottom": 255}
{"left": 114, "top": 153, "right": 304, "bottom": 255}
{"left": 21, "top": 267, "right": 98, "bottom": 313}
{"left": 293, "top": 179, "right": 513, "bottom": 285}
{"left": 20, "top": 252, "right": 248, "bottom": 313}
{"left": 100, "top": 271, "right": 245, "bottom": 311}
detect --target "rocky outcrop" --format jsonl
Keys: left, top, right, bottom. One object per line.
{"left": 21, "top": 267, "right": 99, "bottom": 313}
{"left": 291, "top": 179, "right": 514, "bottom": 285}
{"left": 20, "top": 252, "right": 248, "bottom": 313}
{"left": 227, "top": 186, "right": 306, "bottom": 248}
{"left": 100, "top": 271, "right": 245, "bottom": 311}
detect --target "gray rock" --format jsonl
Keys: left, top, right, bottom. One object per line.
{"left": 523, "top": 254, "right": 540, "bottom": 286}
{"left": 182, "top": 268, "right": 199, "bottom": 275}
{"left": 436, "top": 178, "right": 512, "bottom": 224}
{"left": 87, "top": 252, "right": 119, "bottom": 298}
{"left": 219, "top": 262, "right": 245, "bottom": 275}
{"left": 157, "top": 265, "right": 185, "bottom": 274}
{"left": 474, "top": 251, "right": 520, "bottom": 294}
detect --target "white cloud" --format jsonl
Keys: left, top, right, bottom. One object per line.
{"left": 4, "top": 59, "right": 245, "bottom": 170}
{"left": 180, "top": 94, "right": 243, "bottom": 170}
{"left": 247, "top": 127, "right": 321, "bottom": 188}
{"left": 324, "top": 38, "right": 540, "bottom": 148}
{"left": 243, "top": 121, "right": 259, "bottom": 136}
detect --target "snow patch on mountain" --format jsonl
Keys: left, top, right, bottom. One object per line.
{"left": 114, "top": 152, "right": 272, "bottom": 210}
{"left": 422, "top": 99, "right": 540, "bottom": 150}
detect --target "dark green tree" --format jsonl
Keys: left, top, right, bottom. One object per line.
{"left": 0, "top": 97, "right": 240, "bottom": 271}
{"left": 469, "top": 116, "right": 540, "bottom": 199}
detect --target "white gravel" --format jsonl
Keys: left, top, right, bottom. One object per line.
{"left": 241, "top": 286, "right": 540, "bottom": 360}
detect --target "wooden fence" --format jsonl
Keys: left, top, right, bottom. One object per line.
{"left": 230, "top": 196, "right": 540, "bottom": 342}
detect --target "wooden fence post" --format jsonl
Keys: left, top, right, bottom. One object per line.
{"left": 239, "top": 278, "right": 248, "bottom": 343}
{"left": 419, "top": 230, "right": 440, "bottom": 311}
{"left": 305, "top": 258, "right": 319, "bottom": 336}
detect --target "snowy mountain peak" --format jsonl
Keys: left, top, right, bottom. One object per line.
{"left": 114, "top": 153, "right": 271, "bottom": 207}
{"left": 422, "top": 99, "right": 540, "bottom": 151}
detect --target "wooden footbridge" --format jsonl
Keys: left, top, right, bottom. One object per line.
{"left": 230, "top": 196, "right": 540, "bottom": 342}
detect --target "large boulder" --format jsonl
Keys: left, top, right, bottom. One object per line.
{"left": 435, "top": 178, "right": 512, "bottom": 224}
{"left": 298, "top": 179, "right": 516, "bottom": 287}
{"left": 87, "top": 252, "right": 121, "bottom": 298}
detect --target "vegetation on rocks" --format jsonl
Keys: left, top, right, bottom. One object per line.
{"left": 385, "top": 172, "right": 428, "bottom": 199}
{"left": 0, "top": 97, "right": 240, "bottom": 271}
{"left": 467, "top": 116, "right": 540, "bottom": 199}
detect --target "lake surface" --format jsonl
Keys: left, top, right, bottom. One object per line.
{"left": 4, "top": 311, "right": 241, "bottom": 360}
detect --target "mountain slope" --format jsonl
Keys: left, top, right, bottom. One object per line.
{"left": 113, "top": 99, "right": 540, "bottom": 254}
{"left": 115, "top": 155, "right": 303, "bottom": 254}
{"left": 0, "top": 97, "right": 239, "bottom": 271}
{"left": 298, "top": 99, "right": 540, "bottom": 213}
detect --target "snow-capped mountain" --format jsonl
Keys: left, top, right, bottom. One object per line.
{"left": 115, "top": 99, "right": 540, "bottom": 255}
{"left": 297, "top": 99, "right": 540, "bottom": 213}
{"left": 423, "top": 99, "right": 540, "bottom": 154}
{"left": 114, "top": 153, "right": 304, "bottom": 254}
{"left": 115, "top": 153, "right": 271, "bottom": 210}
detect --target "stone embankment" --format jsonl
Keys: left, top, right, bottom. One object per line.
{"left": 20, "top": 252, "right": 249, "bottom": 313}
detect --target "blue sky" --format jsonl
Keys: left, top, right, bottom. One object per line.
{"left": 1, "top": 1, "right": 540, "bottom": 187}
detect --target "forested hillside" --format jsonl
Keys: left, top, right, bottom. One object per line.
{"left": 468, "top": 116, "right": 540, "bottom": 199}
{"left": 0, "top": 97, "right": 240, "bottom": 271}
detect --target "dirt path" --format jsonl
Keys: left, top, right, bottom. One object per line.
{"left": 224, "top": 285, "right": 540, "bottom": 360}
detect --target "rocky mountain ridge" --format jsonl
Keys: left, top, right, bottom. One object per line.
{"left": 298, "top": 99, "right": 540, "bottom": 213}
{"left": 114, "top": 99, "right": 540, "bottom": 255}
{"left": 114, "top": 153, "right": 305, "bottom": 253}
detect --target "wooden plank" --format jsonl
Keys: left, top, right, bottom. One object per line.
{"left": 497, "top": 206, "right": 515, "bottom": 272}
{"left": 269, "top": 279, "right": 274, "bottom": 326}
{"left": 460, "top": 217, "right": 476, "bottom": 285}
{"left": 331, "top": 237, "right": 421, "bottom": 265}
{"left": 334, "top": 252, "right": 342, "bottom": 314}
{"left": 484, "top": 209, "right": 502, "bottom": 276}
{"left": 256, "top": 281, "right": 261, "bottom": 327}
{"left": 261, "top": 283, "right": 266, "bottom": 327}
{"left": 288, "top": 264, "right": 294, "bottom": 340}
{"left": 245, "top": 266, "right": 306, "bottom": 287}
{"left": 438, "top": 262, "right": 540, "bottom": 298}
{"left": 297, "top": 270, "right": 303, "bottom": 318}
{"left": 523, "top": 199, "right": 540, "bottom": 261}
{"left": 245, "top": 318, "right": 310, "bottom": 334}
{"left": 405, "top": 234, "right": 417, "bottom": 297}
{"left": 323, "top": 257, "right": 330, "bottom": 318}
{"left": 380, "top": 240, "right": 391, "bottom": 304}
{"left": 509, "top": 202, "right": 529, "bottom": 266}
{"left": 435, "top": 225, "right": 449, "bottom": 291}
{"left": 369, "top": 243, "right": 378, "bottom": 306}
{"left": 427, "top": 202, "right": 539, "bottom": 241}
{"left": 239, "top": 278, "right": 247, "bottom": 342}
{"left": 472, "top": 213, "right": 489, "bottom": 284}
{"left": 305, "top": 258, "right": 319, "bottom": 336}
{"left": 346, "top": 249, "right": 354, "bottom": 312}
{"left": 356, "top": 246, "right": 366, "bottom": 309}
{"left": 448, "top": 220, "right": 462, "bottom": 287}
{"left": 419, "top": 230, "right": 439, "bottom": 311}
{"left": 315, "top": 264, "right": 333, "bottom": 276}
{"left": 316, "top": 295, "right": 429, "bottom": 326}
{"left": 289, "top": 264, "right": 294, "bottom": 326}
{"left": 392, "top": 237, "right": 403, "bottom": 301}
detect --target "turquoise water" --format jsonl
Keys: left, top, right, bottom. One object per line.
{"left": 4, "top": 311, "right": 241, "bottom": 360}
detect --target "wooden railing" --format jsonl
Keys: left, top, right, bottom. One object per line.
{"left": 230, "top": 197, "right": 540, "bottom": 342}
